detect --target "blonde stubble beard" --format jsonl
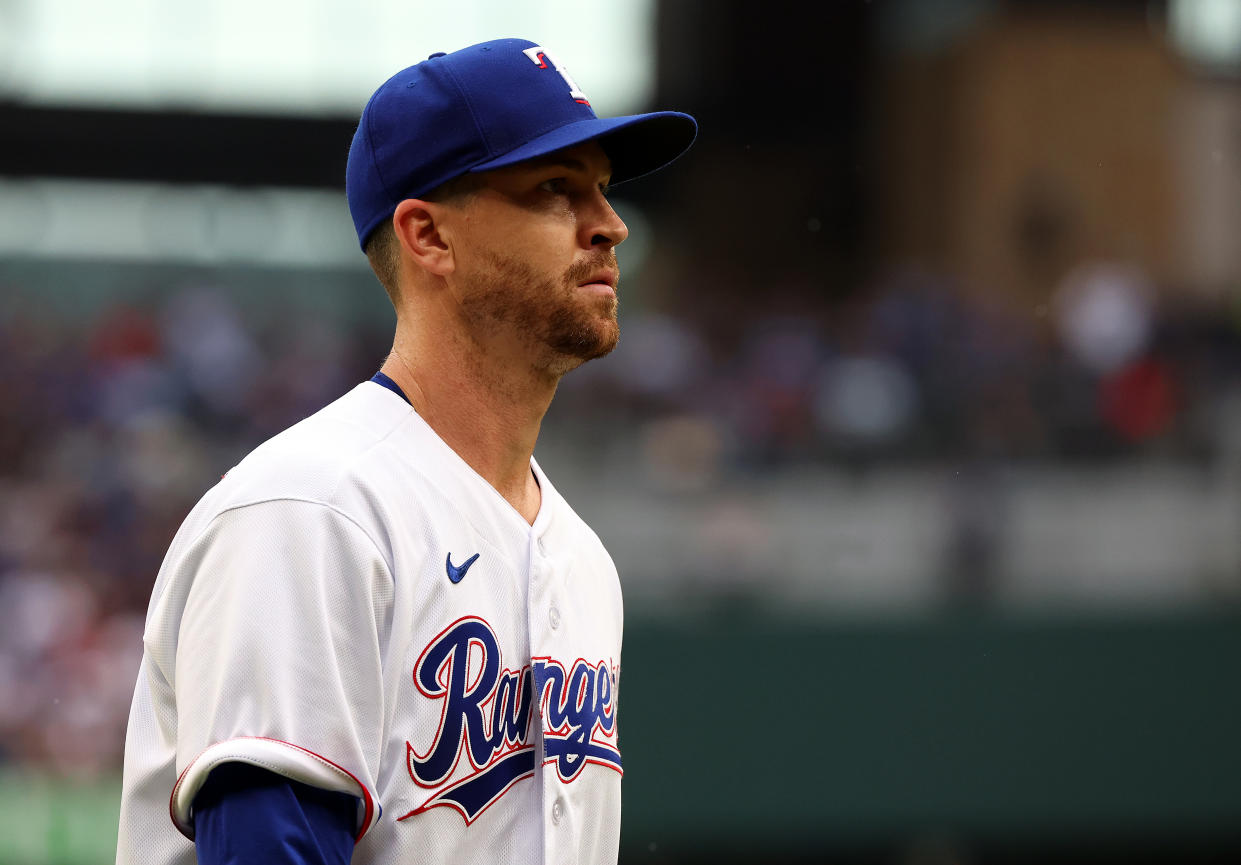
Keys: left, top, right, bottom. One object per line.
{"left": 458, "top": 250, "right": 621, "bottom": 379}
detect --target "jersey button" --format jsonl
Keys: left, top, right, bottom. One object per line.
{"left": 548, "top": 606, "right": 561, "bottom": 630}
{"left": 551, "top": 796, "right": 565, "bottom": 825}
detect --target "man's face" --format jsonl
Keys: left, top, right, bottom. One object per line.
{"left": 445, "top": 141, "right": 629, "bottom": 376}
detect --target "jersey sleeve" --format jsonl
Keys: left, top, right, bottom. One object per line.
{"left": 164, "top": 498, "right": 393, "bottom": 841}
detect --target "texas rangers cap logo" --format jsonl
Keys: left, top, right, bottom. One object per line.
{"left": 521, "top": 45, "right": 590, "bottom": 105}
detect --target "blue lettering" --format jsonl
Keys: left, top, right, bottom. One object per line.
{"left": 409, "top": 619, "right": 498, "bottom": 785}
{"left": 406, "top": 621, "right": 622, "bottom": 820}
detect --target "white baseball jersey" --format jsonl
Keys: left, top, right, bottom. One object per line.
{"left": 116, "top": 379, "right": 624, "bottom": 865}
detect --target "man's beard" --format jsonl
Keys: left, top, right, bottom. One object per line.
{"left": 461, "top": 251, "right": 620, "bottom": 372}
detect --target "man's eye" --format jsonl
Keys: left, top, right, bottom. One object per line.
{"left": 540, "top": 178, "right": 568, "bottom": 194}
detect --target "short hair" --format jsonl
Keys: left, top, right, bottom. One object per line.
{"left": 363, "top": 172, "right": 487, "bottom": 307}
{"left": 364, "top": 221, "right": 401, "bottom": 306}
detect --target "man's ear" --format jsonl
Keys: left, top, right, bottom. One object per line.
{"left": 393, "top": 198, "right": 455, "bottom": 276}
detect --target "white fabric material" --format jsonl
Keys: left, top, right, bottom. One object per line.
{"left": 116, "top": 381, "right": 624, "bottom": 865}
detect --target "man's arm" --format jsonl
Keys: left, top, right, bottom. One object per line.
{"left": 193, "top": 762, "right": 357, "bottom": 865}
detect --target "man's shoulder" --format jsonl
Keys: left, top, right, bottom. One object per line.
{"left": 210, "top": 381, "right": 412, "bottom": 511}
{"left": 149, "top": 383, "right": 417, "bottom": 601}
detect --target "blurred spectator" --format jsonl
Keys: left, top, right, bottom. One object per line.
{"left": 1053, "top": 262, "right": 1155, "bottom": 377}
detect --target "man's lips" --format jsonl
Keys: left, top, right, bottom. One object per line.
{"left": 578, "top": 270, "right": 619, "bottom": 290}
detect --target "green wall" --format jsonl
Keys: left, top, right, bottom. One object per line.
{"left": 618, "top": 612, "right": 1241, "bottom": 857}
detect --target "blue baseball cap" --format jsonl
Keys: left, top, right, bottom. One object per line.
{"left": 346, "top": 37, "right": 698, "bottom": 250}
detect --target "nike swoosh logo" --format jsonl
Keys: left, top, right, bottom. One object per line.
{"left": 446, "top": 552, "right": 480, "bottom": 584}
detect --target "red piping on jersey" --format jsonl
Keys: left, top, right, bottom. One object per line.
{"left": 170, "top": 736, "right": 377, "bottom": 843}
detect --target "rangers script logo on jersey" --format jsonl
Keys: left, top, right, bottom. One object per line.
{"left": 400, "top": 617, "right": 621, "bottom": 824}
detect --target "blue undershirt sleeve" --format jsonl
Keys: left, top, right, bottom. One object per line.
{"left": 192, "top": 762, "right": 358, "bottom": 865}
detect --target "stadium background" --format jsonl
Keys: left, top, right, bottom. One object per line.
{"left": 2, "top": 0, "right": 1241, "bottom": 862}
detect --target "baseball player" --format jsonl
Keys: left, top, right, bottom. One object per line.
{"left": 115, "top": 37, "right": 695, "bottom": 865}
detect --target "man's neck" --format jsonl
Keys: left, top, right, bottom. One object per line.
{"left": 380, "top": 334, "right": 556, "bottom": 526}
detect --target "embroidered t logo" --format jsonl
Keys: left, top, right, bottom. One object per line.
{"left": 522, "top": 46, "right": 590, "bottom": 105}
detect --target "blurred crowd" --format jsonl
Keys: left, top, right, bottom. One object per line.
{"left": 2, "top": 257, "right": 1240, "bottom": 777}
{"left": 574, "top": 258, "right": 1241, "bottom": 476}
{"left": 0, "top": 285, "right": 382, "bottom": 776}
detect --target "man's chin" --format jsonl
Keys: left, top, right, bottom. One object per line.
{"left": 563, "top": 331, "right": 619, "bottom": 363}
{"left": 544, "top": 320, "right": 619, "bottom": 374}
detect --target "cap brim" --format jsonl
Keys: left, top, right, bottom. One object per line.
{"left": 469, "top": 111, "right": 697, "bottom": 185}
